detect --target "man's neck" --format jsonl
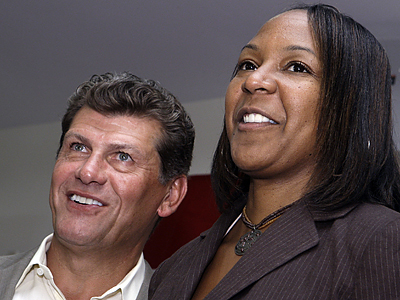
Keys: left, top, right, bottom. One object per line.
{"left": 46, "top": 237, "right": 142, "bottom": 300}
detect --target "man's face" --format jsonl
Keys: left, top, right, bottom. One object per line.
{"left": 49, "top": 106, "right": 173, "bottom": 251}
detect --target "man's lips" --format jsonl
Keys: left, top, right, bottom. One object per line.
{"left": 69, "top": 194, "right": 103, "bottom": 206}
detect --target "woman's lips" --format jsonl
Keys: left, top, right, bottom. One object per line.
{"left": 242, "top": 113, "right": 277, "bottom": 124}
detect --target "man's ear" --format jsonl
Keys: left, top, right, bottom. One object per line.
{"left": 157, "top": 175, "right": 188, "bottom": 218}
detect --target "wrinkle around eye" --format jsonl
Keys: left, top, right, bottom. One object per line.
{"left": 109, "top": 159, "right": 136, "bottom": 173}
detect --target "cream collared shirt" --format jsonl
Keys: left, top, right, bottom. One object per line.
{"left": 13, "top": 234, "right": 145, "bottom": 300}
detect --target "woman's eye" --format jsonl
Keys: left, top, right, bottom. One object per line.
{"left": 238, "top": 61, "right": 258, "bottom": 71}
{"left": 232, "top": 61, "right": 258, "bottom": 78}
{"left": 287, "top": 62, "right": 310, "bottom": 73}
{"left": 117, "top": 152, "right": 132, "bottom": 162}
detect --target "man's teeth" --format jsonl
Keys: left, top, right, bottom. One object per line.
{"left": 70, "top": 194, "right": 103, "bottom": 206}
{"left": 243, "top": 113, "right": 276, "bottom": 124}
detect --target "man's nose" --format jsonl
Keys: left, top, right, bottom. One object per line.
{"left": 75, "top": 154, "right": 107, "bottom": 185}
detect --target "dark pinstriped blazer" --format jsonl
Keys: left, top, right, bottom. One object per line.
{"left": 0, "top": 247, "right": 154, "bottom": 300}
{"left": 149, "top": 200, "right": 400, "bottom": 299}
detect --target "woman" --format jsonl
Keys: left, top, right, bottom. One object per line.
{"left": 149, "top": 4, "right": 400, "bottom": 299}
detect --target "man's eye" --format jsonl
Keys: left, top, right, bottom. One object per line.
{"left": 72, "top": 143, "right": 86, "bottom": 152}
{"left": 287, "top": 62, "right": 310, "bottom": 73}
{"left": 118, "top": 152, "right": 131, "bottom": 162}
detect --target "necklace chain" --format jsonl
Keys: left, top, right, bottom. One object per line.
{"left": 242, "top": 204, "right": 291, "bottom": 230}
{"left": 234, "top": 203, "right": 293, "bottom": 256}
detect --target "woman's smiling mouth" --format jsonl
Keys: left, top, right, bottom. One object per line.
{"left": 243, "top": 113, "right": 277, "bottom": 124}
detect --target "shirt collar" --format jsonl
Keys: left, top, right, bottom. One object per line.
{"left": 94, "top": 252, "right": 145, "bottom": 299}
{"left": 15, "top": 233, "right": 145, "bottom": 300}
{"left": 15, "top": 233, "right": 53, "bottom": 288}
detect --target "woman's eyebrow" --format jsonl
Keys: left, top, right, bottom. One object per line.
{"left": 284, "top": 45, "right": 317, "bottom": 57}
{"left": 240, "top": 43, "right": 259, "bottom": 53}
{"left": 240, "top": 43, "right": 316, "bottom": 57}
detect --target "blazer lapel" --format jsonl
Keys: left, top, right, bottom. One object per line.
{"left": 205, "top": 200, "right": 319, "bottom": 299}
{"left": 175, "top": 207, "right": 243, "bottom": 299}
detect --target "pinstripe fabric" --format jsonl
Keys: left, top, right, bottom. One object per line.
{"left": 149, "top": 200, "right": 400, "bottom": 299}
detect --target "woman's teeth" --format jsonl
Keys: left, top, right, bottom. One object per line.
{"left": 243, "top": 113, "right": 277, "bottom": 124}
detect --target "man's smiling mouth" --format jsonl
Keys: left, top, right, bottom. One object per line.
{"left": 70, "top": 194, "right": 103, "bottom": 206}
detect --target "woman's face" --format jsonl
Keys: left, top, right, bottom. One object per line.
{"left": 225, "top": 10, "right": 322, "bottom": 182}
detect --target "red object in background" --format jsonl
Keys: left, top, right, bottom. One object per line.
{"left": 143, "top": 174, "right": 221, "bottom": 268}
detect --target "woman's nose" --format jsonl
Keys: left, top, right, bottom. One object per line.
{"left": 241, "top": 68, "right": 278, "bottom": 95}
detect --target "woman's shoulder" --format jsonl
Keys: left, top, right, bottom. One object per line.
{"left": 149, "top": 230, "right": 208, "bottom": 298}
{"left": 311, "top": 200, "right": 400, "bottom": 227}
{"left": 311, "top": 201, "right": 400, "bottom": 253}
{"left": 154, "top": 212, "right": 232, "bottom": 273}
{"left": 160, "top": 233, "right": 205, "bottom": 268}
{"left": 350, "top": 202, "right": 400, "bottom": 225}
{"left": 150, "top": 211, "right": 238, "bottom": 292}
{"left": 327, "top": 202, "right": 400, "bottom": 249}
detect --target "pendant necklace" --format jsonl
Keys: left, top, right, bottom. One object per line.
{"left": 234, "top": 203, "right": 293, "bottom": 256}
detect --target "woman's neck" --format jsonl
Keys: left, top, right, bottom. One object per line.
{"left": 245, "top": 175, "right": 310, "bottom": 223}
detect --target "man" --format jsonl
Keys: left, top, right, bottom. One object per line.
{"left": 0, "top": 72, "right": 195, "bottom": 300}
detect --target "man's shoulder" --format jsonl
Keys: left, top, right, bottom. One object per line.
{"left": 142, "top": 259, "right": 154, "bottom": 287}
{"left": 0, "top": 248, "right": 37, "bottom": 300}
{"left": 0, "top": 248, "right": 36, "bottom": 270}
{"left": 136, "top": 259, "right": 154, "bottom": 300}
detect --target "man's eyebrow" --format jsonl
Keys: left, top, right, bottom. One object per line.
{"left": 64, "top": 132, "right": 141, "bottom": 154}
{"left": 108, "top": 143, "right": 148, "bottom": 160}
{"left": 108, "top": 143, "right": 139, "bottom": 153}
{"left": 64, "top": 132, "right": 88, "bottom": 144}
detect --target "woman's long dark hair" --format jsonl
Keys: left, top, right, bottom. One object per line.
{"left": 211, "top": 4, "right": 400, "bottom": 213}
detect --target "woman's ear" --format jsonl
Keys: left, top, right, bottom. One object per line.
{"left": 157, "top": 175, "right": 188, "bottom": 218}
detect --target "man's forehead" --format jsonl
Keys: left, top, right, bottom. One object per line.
{"left": 67, "top": 109, "right": 162, "bottom": 154}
